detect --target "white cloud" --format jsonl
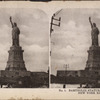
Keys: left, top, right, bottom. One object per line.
{"left": 26, "top": 44, "right": 48, "bottom": 53}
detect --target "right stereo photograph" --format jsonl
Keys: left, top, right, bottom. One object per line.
{"left": 50, "top": 8, "right": 100, "bottom": 88}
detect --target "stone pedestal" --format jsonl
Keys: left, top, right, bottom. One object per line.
{"left": 85, "top": 46, "right": 100, "bottom": 71}
{"left": 5, "top": 46, "right": 26, "bottom": 71}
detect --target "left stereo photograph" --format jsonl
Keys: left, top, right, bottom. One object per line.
{"left": 0, "top": 8, "right": 49, "bottom": 88}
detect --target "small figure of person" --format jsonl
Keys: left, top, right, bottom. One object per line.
{"left": 10, "top": 16, "right": 20, "bottom": 46}
{"left": 89, "top": 17, "right": 99, "bottom": 46}
{"left": 80, "top": 83, "right": 82, "bottom": 88}
{"left": 63, "top": 84, "right": 66, "bottom": 88}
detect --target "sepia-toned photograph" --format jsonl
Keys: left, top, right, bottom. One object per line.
{"left": 50, "top": 8, "right": 100, "bottom": 88}
{"left": 0, "top": 1, "right": 100, "bottom": 100}
{"left": 0, "top": 8, "right": 49, "bottom": 88}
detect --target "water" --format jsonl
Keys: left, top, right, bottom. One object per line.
{"left": 51, "top": 83, "right": 85, "bottom": 88}
{"left": 0, "top": 85, "right": 8, "bottom": 88}
{"left": 0, "top": 84, "right": 85, "bottom": 88}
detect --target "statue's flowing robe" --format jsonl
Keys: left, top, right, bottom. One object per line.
{"left": 91, "top": 27, "right": 99, "bottom": 46}
{"left": 12, "top": 26, "right": 20, "bottom": 46}
{"left": 12, "top": 26, "right": 20, "bottom": 39}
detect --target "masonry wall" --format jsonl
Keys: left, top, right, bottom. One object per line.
{"left": 0, "top": 70, "right": 31, "bottom": 78}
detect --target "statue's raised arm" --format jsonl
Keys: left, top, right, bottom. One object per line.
{"left": 89, "top": 17, "right": 93, "bottom": 29}
{"left": 10, "top": 16, "right": 14, "bottom": 28}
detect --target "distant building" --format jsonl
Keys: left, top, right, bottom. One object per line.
{"left": 57, "top": 70, "right": 79, "bottom": 77}
{"left": 57, "top": 70, "right": 100, "bottom": 78}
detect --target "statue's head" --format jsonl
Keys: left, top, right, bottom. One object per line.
{"left": 14, "top": 22, "right": 17, "bottom": 27}
{"left": 93, "top": 23, "right": 96, "bottom": 27}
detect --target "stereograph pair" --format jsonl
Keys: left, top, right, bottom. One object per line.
{"left": 0, "top": 8, "right": 100, "bottom": 88}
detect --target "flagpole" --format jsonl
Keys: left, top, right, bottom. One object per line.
{"left": 49, "top": 10, "right": 62, "bottom": 88}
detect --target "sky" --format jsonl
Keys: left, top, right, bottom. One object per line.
{"left": 0, "top": 8, "right": 49, "bottom": 72}
{"left": 1, "top": 8, "right": 100, "bottom": 75}
{"left": 51, "top": 8, "right": 100, "bottom": 75}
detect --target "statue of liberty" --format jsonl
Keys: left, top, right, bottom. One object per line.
{"left": 89, "top": 17, "right": 99, "bottom": 46}
{"left": 10, "top": 16, "right": 20, "bottom": 46}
